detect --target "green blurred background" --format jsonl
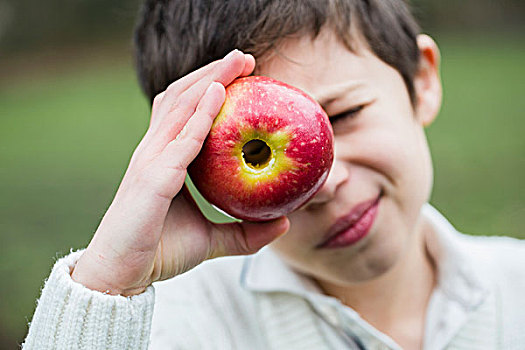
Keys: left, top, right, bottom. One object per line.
{"left": 1, "top": 0, "right": 524, "bottom": 348}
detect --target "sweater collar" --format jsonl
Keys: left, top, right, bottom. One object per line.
{"left": 241, "top": 203, "right": 490, "bottom": 310}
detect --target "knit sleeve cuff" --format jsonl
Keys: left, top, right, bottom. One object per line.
{"left": 23, "top": 250, "right": 155, "bottom": 350}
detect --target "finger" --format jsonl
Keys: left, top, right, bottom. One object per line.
{"left": 159, "top": 60, "right": 221, "bottom": 106}
{"left": 146, "top": 53, "right": 242, "bottom": 151}
{"left": 152, "top": 53, "right": 251, "bottom": 132}
{"left": 149, "top": 82, "right": 225, "bottom": 200}
{"left": 153, "top": 50, "right": 246, "bottom": 131}
{"left": 156, "top": 50, "right": 244, "bottom": 117}
{"left": 208, "top": 217, "right": 290, "bottom": 259}
{"left": 240, "top": 54, "right": 256, "bottom": 77}
{"left": 147, "top": 58, "right": 219, "bottom": 128}
{"left": 151, "top": 50, "right": 244, "bottom": 146}
{"left": 148, "top": 91, "right": 166, "bottom": 127}
{"left": 160, "top": 51, "right": 252, "bottom": 105}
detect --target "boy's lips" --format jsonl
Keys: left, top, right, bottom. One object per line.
{"left": 317, "top": 191, "right": 382, "bottom": 249}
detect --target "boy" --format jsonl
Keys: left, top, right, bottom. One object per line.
{"left": 23, "top": 0, "right": 525, "bottom": 349}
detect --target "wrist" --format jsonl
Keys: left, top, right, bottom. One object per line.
{"left": 71, "top": 250, "right": 148, "bottom": 296}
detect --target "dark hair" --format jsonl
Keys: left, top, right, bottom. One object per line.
{"left": 133, "top": 0, "right": 421, "bottom": 105}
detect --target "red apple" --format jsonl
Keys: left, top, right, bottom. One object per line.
{"left": 188, "top": 76, "right": 334, "bottom": 221}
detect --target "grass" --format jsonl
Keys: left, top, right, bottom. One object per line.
{"left": 427, "top": 37, "right": 525, "bottom": 236}
{"left": 0, "top": 62, "right": 150, "bottom": 346}
{"left": 1, "top": 36, "right": 524, "bottom": 347}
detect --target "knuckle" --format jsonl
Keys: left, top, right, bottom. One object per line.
{"left": 173, "top": 124, "right": 205, "bottom": 148}
{"left": 160, "top": 145, "right": 188, "bottom": 174}
{"left": 153, "top": 92, "right": 164, "bottom": 104}
{"left": 174, "top": 124, "right": 189, "bottom": 141}
{"left": 169, "top": 93, "right": 191, "bottom": 113}
{"left": 152, "top": 92, "right": 164, "bottom": 109}
{"left": 187, "top": 130, "right": 206, "bottom": 146}
{"left": 165, "top": 80, "right": 181, "bottom": 95}
{"left": 230, "top": 226, "right": 253, "bottom": 255}
{"left": 195, "top": 102, "right": 215, "bottom": 119}
{"left": 236, "top": 236, "right": 254, "bottom": 255}
{"left": 166, "top": 161, "right": 186, "bottom": 174}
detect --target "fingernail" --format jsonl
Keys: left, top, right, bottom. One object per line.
{"left": 224, "top": 49, "right": 240, "bottom": 60}
{"left": 207, "top": 81, "right": 222, "bottom": 91}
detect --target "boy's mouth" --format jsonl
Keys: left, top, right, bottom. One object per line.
{"left": 317, "top": 191, "right": 382, "bottom": 249}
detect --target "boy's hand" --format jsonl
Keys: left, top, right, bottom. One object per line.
{"left": 71, "top": 50, "right": 289, "bottom": 296}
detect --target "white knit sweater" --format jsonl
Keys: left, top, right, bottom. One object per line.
{"left": 23, "top": 204, "right": 525, "bottom": 349}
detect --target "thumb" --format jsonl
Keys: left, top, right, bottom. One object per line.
{"left": 209, "top": 216, "right": 290, "bottom": 258}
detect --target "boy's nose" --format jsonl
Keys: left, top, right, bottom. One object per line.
{"left": 302, "top": 159, "right": 349, "bottom": 210}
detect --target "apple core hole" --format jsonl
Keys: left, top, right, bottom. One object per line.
{"left": 242, "top": 139, "right": 272, "bottom": 169}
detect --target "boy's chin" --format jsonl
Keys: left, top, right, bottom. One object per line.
{"left": 309, "top": 243, "right": 402, "bottom": 287}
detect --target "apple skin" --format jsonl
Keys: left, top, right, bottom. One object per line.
{"left": 188, "top": 76, "right": 334, "bottom": 221}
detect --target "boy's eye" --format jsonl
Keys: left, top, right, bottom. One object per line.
{"left": 329, "top": 105, "right": 364, "bottom": 125}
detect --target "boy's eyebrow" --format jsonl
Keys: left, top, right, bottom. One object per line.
{"left": 314, "top": 81, "right": 365, "bottom": 109}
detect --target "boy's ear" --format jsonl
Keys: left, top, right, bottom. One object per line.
{"left": 414, "top": 34, "right": 442, "bottom": 127}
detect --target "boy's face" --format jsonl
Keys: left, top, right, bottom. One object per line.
{"left": 257, "top": 30, "right": 441, "bottom": 286}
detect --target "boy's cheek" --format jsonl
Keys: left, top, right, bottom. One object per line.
{"left": 335, "top": 127, "right": 406, "bottom": 171}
